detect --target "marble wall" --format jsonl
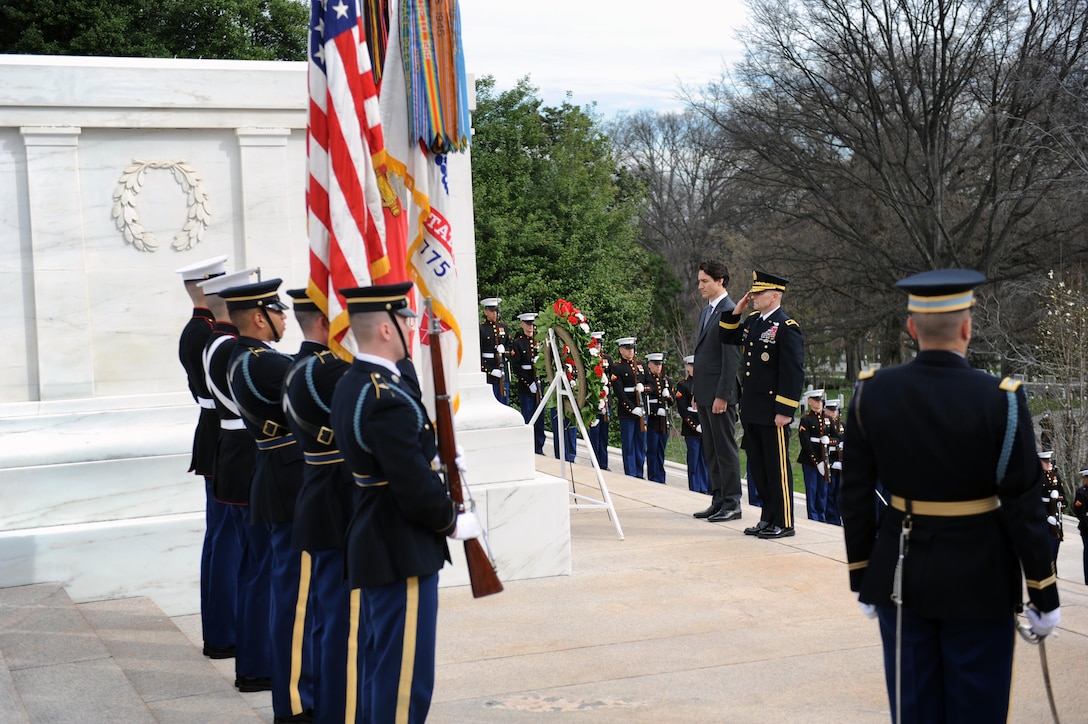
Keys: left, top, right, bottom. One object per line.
{"left": 0, "top": 55, "right": 569, "bottom": 615}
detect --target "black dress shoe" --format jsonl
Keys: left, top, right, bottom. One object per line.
{"left": 707, "top": 508, "right": 742, "bottom": 522}
{"left": 693, "top": 505, "right": 721, "bottom": 519}
{"left": 235, "top": 676, "right": 273, "bottom": 692}
{"left": 744, "top": 521, "right": 771, "bottom": 536}
{"left": 274, "top": 714, "right": 314, "bottom": 723}
{"left": 757, "top": 525, "right": 796, "bottom": 539}
{"left": 202, "top": 643, "right": 236, "bottom": 659}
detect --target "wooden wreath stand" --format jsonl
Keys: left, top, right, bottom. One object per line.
{"left": 528, "top": 327, "right": 623, "bottom": 540}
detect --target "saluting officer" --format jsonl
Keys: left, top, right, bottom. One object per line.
{"left": 330, "top": 282, "right": 479, "bottom": 723}
{"left": 589, "top": 331, "right": 612, "bottom": 471}
{"left": 822, "top": 397, "right": 844, "bottom": 526}
{"left": 511, "top": 312, "right": 546, "bottom": 454}
{"left": 175, "top": 255, "right": 238, "bottom": 661}
{"left": 221, "top": 279, "right": 313, "bottom": 720}
{"left": 282, "top": 287, "right": 353, "bottom": 724}
{"left": 610, "top": 337, "right": 650, "bottom": 479}
{"left": 840, "top": 269, "right": 1060, "bottom": 723}
{"left": 198, "top": 267, "right": 268, "bottom": 689}
{"left": 719, "top": 271, "right": 805, "bottom": 539}
{"left": 479, "top": 297, "right": 511, "bottom": 404}
{"left": 675, "top": 355, "right": 709, "bottom": 493}
{"left": 797, "top": 389, "right": 830, "bottom": 522}
{"left": 644, "top": 352, "right": 672, "bottom": 484}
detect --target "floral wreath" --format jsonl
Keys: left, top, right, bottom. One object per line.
{"left": 534, "top": 298, "right": 609, "bottom": 430}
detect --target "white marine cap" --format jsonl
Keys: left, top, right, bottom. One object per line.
{"left": 683, "top": 355, "right": 695, "bottom": 365}
{"left": 1038, "top": 450, "right": 1054, "bottom": 461}
{"left": 1079, "top": 465, "right": 1088, "bottom": 477}
{"left": 616, "top": 337, "right": 636, "bottom": 347}
{"left": 646, "top": 352, "right": 664, "bottom": 362}
{"left": 480, "top": 297, "right": 501, "bottom": 308}
{"left": 591, "top": 331, "right": 605, "bottom": 340}
{"left": 175, "top": 255, "right": 228, "bottom": 281}
{"left": 517, "top": 312, "right": 538, "bottom": 323}
{"left": 825, "top": 397, "right": 841, "bottom": 409}
{"left": 805, "top": 388, "right": 825, "bottom": 399}
{"left": 198, "top": 267, "right": 259, "bottom": 295}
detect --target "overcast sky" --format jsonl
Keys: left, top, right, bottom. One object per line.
{"left": 459, "top": 0, "right": 752, "bottom": 117}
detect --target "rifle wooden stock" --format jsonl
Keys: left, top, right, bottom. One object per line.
{"left": 426, "top": 299, "right": 503, "bottom": 598}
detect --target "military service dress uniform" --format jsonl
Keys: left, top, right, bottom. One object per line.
{"left": 796, "top": 393, "right": 830, "bottom": 522}
{"left": 330, "top": 283, "right": 457, "bottom": 724}
{"left": 644, "top": 353, "right": 673, "bottom": 484}
{"left": 610, "top": 338, "right": 651, "bottom": 478}
{"left": 479, "top": 298, "right": 512, "bottom": 404}
{"left": 841, "top": 270, "right": 1060, "bottom": 723}
{"left": 719, "top": 272, "right": 804, "bottom": 537}
{"left": 511, "top": 313, "right": 546, "bottom": 454}
{"left": 675, "top": 357, "right": 709, "bottom": 493}
{"left": 1074, "top": 468, "right": 1088, "bottom": 585}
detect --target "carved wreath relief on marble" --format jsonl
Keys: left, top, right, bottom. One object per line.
{"left": 111, "top": 160, "right": 211, "bottom": 252}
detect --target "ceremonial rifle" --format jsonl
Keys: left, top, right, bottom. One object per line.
{"left": 426, "top": 298, "right": 503, "bottom": 598}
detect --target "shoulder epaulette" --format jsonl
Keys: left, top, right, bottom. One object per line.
{"left": 746, "top": 310, "right": 760, "bottom": 318}
{"left": 859, "top": 368, "right": 876, "bottom": 380}
{"left": 785, "top": 319, "right": 800, "bottom": 327}
{"left": 999, "top": 377, "right": 1022, "bottom": 392}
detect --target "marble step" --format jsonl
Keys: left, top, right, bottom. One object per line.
{"left": 0, "top": 583, "right": 260, "bottom": 723}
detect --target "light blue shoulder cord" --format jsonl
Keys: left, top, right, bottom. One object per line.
{"left": 352, "top": 378, "right": 425, "bottom": 455}
{"left": 996, "top": 390, "right": 1017, "bottom": 485}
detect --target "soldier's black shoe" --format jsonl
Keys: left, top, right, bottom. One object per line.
{"left": 202, "top": 643, "right": 236, "bottom": 659}
{"left": 707, "top": 508, "right": 742, "bottom": 523}
{"left": 693, "top": 505, "right": 721, "bottom": 519}
{"left": 274, "top": 713, "right": 314, "bottom": 723}
{"left": 744, "top": 521, "right": 772, "bottom": 536}
{"left": 235, "top": 676, "right": 272, "bottom": 692}
{"left": 757, "top": 525, "right": 795, "bottom": 539}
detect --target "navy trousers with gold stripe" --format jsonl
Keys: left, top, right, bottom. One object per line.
{"left": 350, "top": 573, "right": 439, "bottom": 724}
{"left": 268, "top": 522, "right": 313, "bottom": 718}
{"left": 743, "top": 421, "right": 795, "bottom": 528}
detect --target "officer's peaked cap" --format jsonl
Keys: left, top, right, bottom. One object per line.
{"left": 219, "top": 278, "right": 288, "bottom": 312}
{"left": 896, "top": 269, "right": 986, "bottom": 314}
{"left": 198, "top": 267, "right": 258, "bottom": 295}
{"left": 340, "top": 281, "right": 416, "bottom": 317}
{"left": 176, "top": 255, "right": 227, "bottom": 281}
{"left": 286, "top": 287, "right": 321, "bottom": 313}
{"left": 750, "top": 270, "right": 789, "bottom": 294}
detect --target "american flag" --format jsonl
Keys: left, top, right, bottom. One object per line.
{"left": 306, "top": 0, "right": 391, "bottom": 358}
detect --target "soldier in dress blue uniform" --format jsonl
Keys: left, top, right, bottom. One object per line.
{"left": 511, "top": 312, "right": 546, "bottom": 454}
{"left": 796, "top": 389, "right": 829, "bottom": 522}
{"left": 198, "top": 267, "right": 269, "bottom": 690}
{"left": 822, "top": 397, "right": 844, "bottom": 526}
{"left": 479, "top": 297, "right": 511, "bottom": 404}
{"left": 282, "top": 287, "right": 352, "bottom": 724}
{"left": 841, "top": 269, "right": 1061, "bottom": 723}
{"left": 644, "top": 353, "right": 672, "bottom": 484}
{"left": 221, "top": 279, "right": 313, "bottom": 720}
{"left": 610, "top": 337, "right": 650, "bottom": 478}
{"left": 675, "top": 355, "right": 709, "bottom": 493}
{"left": 175, "top": 255, "right": 239, "bottom": 660}
{"left": 1074, "top": 466, "right": 1088, "bottom": 585}
{"left": 719, "top": 271, "right": 805, "bottom": 538}
{"left": 1038, "top": 450, "right": 1066, "bottom": 573}
{"left": 330, "top": 282, "right": 480, "bottom": 724}
{"left": 589, "top": 331, "right": 612, "bottom": 471}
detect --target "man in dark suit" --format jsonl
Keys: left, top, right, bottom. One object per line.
{"left": 719, "top": 270, "right": 805, "bottom": 538}
{"left": 692, "top": 260, "right": 743, "bottom": 522}
{"left": 841, "top": 269, "right": 1060, "bottom": 723}
{"left": 330, "top": 282, "right": 479, "bottom": 723}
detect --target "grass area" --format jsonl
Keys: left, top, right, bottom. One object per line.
{"left": 664, "top": 423, "right": 806, "bottom": 493}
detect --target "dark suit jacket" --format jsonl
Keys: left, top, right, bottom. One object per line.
{"left": 693, "top": 295, "right": 740, "bottom": 406}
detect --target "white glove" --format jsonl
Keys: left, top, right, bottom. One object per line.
{"left": 820, "top": 435, "right": 830, "bottom": 445}
{"left": 1046, "top": 515, "right": 1058, "bottom": 526}
{"left": 859, "top": 601, "right": 877, "bottom": 619}
{"left": 831, "top": 461, "right": 843, "bottom": 471}
{"left": 663, "top": 387, "right": 670, "bottom": 397}
{"left": 451, "top": 510, "right": 483, "bottom": 541}
{"left": 1051, "top": 489, "right": 1060, "bottom": 499}
{"left": 454, "top": 443, "right": 466, "bottom": 474}
{"left": 631, "top": 406, "right": 644, "bottom": 417}
{"left": 816, "top": 461, "right": 827, "bottom": 476}
{"left": 489, "top": 368, "right": 503, "bottom": 379}
{"left": 495, "top": 344, "right": 506, "bottom": 355}
{"left": 696, "top": 424, "right": 702, "bottom": 433}
{"left": 1026, "top": 607, "right": 1061, "bottom": 637}
{"left": 635, "top": 383, "right": 645, "bottom": 393}
{"left": 529, "top": 381, "right": 538, "bottom": 394}
{"left": 590, "top": 418, "right": 599, "bottom": 427}
{"left": 657, "top": 408, "right": 667, "bottom": 417}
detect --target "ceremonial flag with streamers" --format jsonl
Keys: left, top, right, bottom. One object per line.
{"left": 379, "top": 0, "right": 470, "bottom": 410}
{"left": 307, "top": 0, "right": 393, "bottom": 359}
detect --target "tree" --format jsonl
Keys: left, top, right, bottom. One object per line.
{"left": 690, "top": 0, "right": 1088, "bottom": 370}
{"left": 471, "top": 76, "right": 660, "bottom": 351}
{"left": 0, "top": 0, "right": 308, "bottom": 60}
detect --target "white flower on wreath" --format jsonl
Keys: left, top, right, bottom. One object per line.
{"left": 579, "top": 322, "right": 590, "bottom": 334}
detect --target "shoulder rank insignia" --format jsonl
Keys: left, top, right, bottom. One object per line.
{"left": 859, "top": 368, "right": 876, "bottom": 380}
{"left": 785, "top": 319, "right": 799, "bottom": 327}
{"left": 999, "top": 377, "right": 1022, "bottom": 392}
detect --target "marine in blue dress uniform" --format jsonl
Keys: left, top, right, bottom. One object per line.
{"left": 644, "top": 353, "right": 672, "bottom": 484}
{"left": 675, "top": 356, "right": 709, "bottom": 493}
{"left": 221, "top": 279, "right": 313, "bottom": 720}
{"left": 610, "top": 337, "right": 650, "bottom": 478}
{"left": 822, "top": 397, "right": 844, "bottom": 526}
{"left": 198, "top": 267, "right": 268, "bottom": 688}
{"left": 510, "top": 312, "right": 546, "bottom": 454}
{"left": 330, "top": 282, "right": 475, "bottom": 724}
{"left": 479, "top": 297, "right": 511, "bottom": 404}
{"left": 175, "top": 255, "right": 238, "bottom": 659}
{"left": 796, "top": 389, "right": 829, "bottom": 522}
{"left": 719, "top": 271, "right": 805, "bottom": 538}
{"left": 840, "top": 269, "right": 1061, "bottom": 723}
{"left": 282, "top": 288, "right": 353, "bottom": 724}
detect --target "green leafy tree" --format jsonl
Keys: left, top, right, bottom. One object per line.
{"left": 0, "top": 0, "right": 307, "bottom": 60}
{"left": 471, "top": 76, "right": 659, "bottom": 349}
